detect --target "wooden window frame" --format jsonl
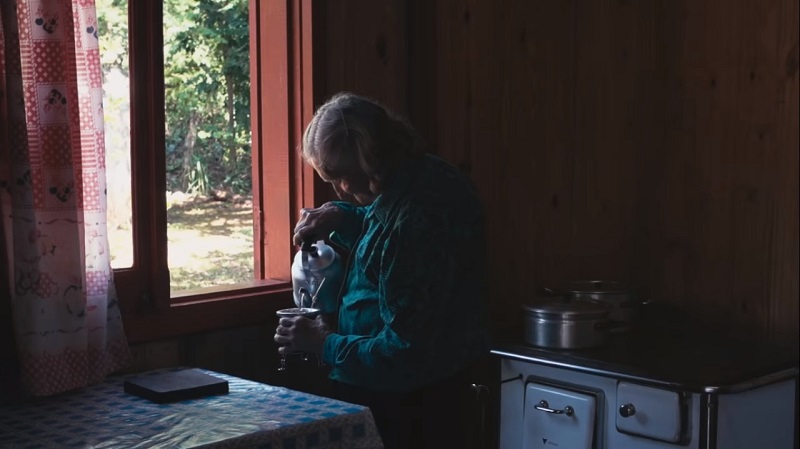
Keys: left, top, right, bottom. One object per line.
{"left": 115, "top": 0, "right": 321, "bottom": 343}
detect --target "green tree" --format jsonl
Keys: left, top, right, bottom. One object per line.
{"left": 98, "top": 0, "right": 251, "bottom": 197}
{"left": 164, "top": 0, "right": 251, "bottom": 195}
{"left": 98, "top": 0, "right": 129, "bottom": 75}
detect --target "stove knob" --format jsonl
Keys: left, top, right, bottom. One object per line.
{"left": 619, "top": 403, "right": 636, "bottom": 418}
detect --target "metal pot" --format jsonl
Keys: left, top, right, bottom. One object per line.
{"left": 522, "top": 296, "right": 613, "bottom": 349}
{"left": 567, "top": 280, "right": 638, "bottom": 332}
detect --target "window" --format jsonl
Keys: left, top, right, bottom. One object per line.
{"left": 107, "top": 0, "right": 320, "bottom": 343}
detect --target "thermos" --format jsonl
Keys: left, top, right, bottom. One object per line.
{"left": 290, "top": 240, "right": 343, "bottom": 314}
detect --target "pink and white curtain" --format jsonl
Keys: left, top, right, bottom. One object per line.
{"left": 0, "top": 0, "right": 131, "bottom": 397}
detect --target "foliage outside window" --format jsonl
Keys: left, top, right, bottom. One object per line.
{"left": 163, "top": 0, "right": 251, "bottom": 197}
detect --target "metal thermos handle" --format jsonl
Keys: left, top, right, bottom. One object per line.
{"left": 535, "top": 400, "right": 574, "bottom": 416}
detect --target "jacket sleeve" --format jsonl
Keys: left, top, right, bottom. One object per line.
{"left": 327, "top": 201, "right": 368, "bottom": 251}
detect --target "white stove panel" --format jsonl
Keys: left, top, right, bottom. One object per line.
{"left": 499, "top": 357, "right": 796, "bottom": 449}
{"left": 616, "top": 381, "right": 684, "bottom": 443}
{"left": 523, "top": 382, "right": 597, "bottom": 449}
{"left": 716, "top": 379, "right": 796, "bottom": 449}
{"left": 500, "top": 358, "right": 703, "bottom": 449}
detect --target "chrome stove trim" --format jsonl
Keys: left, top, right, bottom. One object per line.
{"left": 492, "top": 349, "right": 687, "bottom": 390}
{"left": 701, "top": 367, "right": 800, "bottom": 394}
{"left": 491, "top": 348, "right": 799, "bottom": 394}
{"left": 699, "top": 393, "right": 718, "bottom": 449}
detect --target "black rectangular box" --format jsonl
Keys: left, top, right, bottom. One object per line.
{"left": 123, "top": 368, "right": 229, "bottom": 403}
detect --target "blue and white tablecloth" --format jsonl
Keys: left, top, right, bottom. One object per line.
{"left": 0, "top": 368, "right": 384, "bottom": 449}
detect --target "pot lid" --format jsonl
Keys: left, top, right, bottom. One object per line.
{"left": 522, "top": 296, "right": 611, "bottom": 318}
{"left": 568, "top": 280, "right": 628, "bottom": 294}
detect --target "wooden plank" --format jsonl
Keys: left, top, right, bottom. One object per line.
{"left": 768, "top": 0, "right": 799, "bottom": 342}
{"left": 433, "top": 0, "right": 472, "bottom": 167}
{"left": 426, "top": 0, "right": 578, "bottom": 326}
{"left": 406, "top": 0, "right": 437, "bottom": 149}
{"left": 319, "top": 0, "right": 408, "bottom": 112}
{"left": 572, "top": 0, "right": 647, "bottom": 284}
{"left": 477, "top": 0, "right": 575, "bottom": 323}
{"left": 251, "top": 0, "right": 299, "bottom": 282}
{"left": 632, "top": 0, "right": 798, "bottom": 343}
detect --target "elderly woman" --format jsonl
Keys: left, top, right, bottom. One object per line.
{"left": 275, "top": 92, "right": 489, "bottom": 449}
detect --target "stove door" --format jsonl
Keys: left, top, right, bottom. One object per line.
{"left": 523, "top": 382, "right": 597, "bottom": 449}
{"left": 615, "top": 381, "right": 685, "bottom": 443}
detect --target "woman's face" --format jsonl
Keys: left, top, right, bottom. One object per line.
{"left": 312, "top": 161, "right": 377, "bottom": 205}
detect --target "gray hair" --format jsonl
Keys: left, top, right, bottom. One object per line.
{"left": 301, "top": 92, "right": 423, "bottom": 187}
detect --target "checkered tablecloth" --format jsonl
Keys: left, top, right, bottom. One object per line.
{"left": 0, "top": 368, "right": 384, "bottom": 449}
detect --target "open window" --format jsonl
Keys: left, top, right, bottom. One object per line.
{"left": 105, "top": 0, "right": 320, "bottom": 343}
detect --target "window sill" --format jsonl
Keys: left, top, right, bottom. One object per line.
{"left": 122, "top": 280, "right": 294, "bottom": 343}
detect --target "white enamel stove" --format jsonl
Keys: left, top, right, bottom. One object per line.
{"left": 492, "top": 323, "right": 798, "bottom": 449}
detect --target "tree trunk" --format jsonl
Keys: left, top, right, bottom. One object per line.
{"left": 180, "top": 112, "right": 200, "bottom": 192}
{"left": 225, "top": 73, "right": 237, "bottom": 174}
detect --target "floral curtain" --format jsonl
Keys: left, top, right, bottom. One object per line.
{"left": 0, "top": 0, "right": 131, "bottom": 397}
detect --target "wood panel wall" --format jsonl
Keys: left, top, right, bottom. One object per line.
{"left": 315, "top": 0, "right": 799, "bottom": 344}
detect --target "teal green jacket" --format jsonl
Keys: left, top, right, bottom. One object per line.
{"left": 322, "top": 154, "right": 490, "bottom": 393}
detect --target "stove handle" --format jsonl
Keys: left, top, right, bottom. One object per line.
{"left": 619, "top": 403, "right": 637, "bottom": 417}
{"left": 534, "top": 400, "right": 574, "bottom": 417}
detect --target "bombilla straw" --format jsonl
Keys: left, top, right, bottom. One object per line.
{"left": 310, "top": 278, "right": 326, "bottom": 308}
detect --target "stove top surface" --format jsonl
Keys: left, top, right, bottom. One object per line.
{"left": 491, "top": 307, "right": 799, "bottom": 392}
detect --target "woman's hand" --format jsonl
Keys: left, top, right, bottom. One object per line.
{"left": 274, "top": 316, "right": 332, "bottom": 356}
{"left": 293, "top": 202, "right": 346, "bottom": 246}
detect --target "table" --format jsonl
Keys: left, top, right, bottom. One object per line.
{"left": 0, "top": 368, "right": 384, "bottom": 449}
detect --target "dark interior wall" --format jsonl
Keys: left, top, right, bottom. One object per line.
{"left": 315, "top": 0, "right": 799, "bottom": 343}
{"left": 629, "top": 0, "right": 799, "bottom": 342}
